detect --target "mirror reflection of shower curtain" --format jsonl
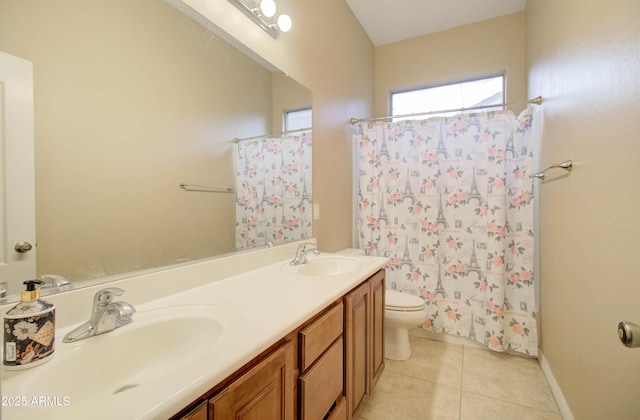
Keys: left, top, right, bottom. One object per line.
{"left": 234, "top": 133, "right": 312, "bottom": 250}
{"left": 355, "top": 108, "right": 539, "bottom": 356}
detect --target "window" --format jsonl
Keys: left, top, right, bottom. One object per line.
{"left": 390, "top": 75, "right": 504, "bottom": 121}
{"left": 284, "top": 108, "right": 312, "bottom": 132}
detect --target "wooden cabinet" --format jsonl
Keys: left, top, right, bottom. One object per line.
{"left": 209, "top": 340, "right": 294, "bottom": 420}
{"left": 180, "top": 401, "right": 207, "bottom": 420}
{"left": 344, "top": 269, "right": 385, "bottom": 420}
{"left": 172, "top": 269, "right": 385, "bottom": 420}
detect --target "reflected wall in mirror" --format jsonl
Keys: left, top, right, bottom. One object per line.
{"left": 0, "top": 0, "right": 312, "bottom": 296}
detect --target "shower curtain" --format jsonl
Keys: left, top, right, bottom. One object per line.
{"left": 356, "top": 109, "right": 538, "bottom": 355}
{"left": 234, "top": 132, "right": 312, "bottom": 250}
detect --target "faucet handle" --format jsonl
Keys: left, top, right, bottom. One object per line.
{"left": 93, "top": 287, "right": 125, "bottom": 307}
{"left": 115, "top": 302, "right": 136, "bottom": 326}
{"left": 298, "top": 242, "right": 317, "bottom": 251}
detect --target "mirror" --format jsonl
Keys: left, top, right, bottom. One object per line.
{"left": 0, "top": 0, "right": 312, "bottom": 298}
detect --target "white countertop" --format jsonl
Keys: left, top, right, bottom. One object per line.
{"left": 1, "top": 250, "right": 387, "bottom": 419}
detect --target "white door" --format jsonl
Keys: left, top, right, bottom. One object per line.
{"left": 0, "top": 51, "right": 36, "bottom": 296}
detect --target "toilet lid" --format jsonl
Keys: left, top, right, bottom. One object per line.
{"left": 385, "top": 290, "right": 425, "bottom": 311}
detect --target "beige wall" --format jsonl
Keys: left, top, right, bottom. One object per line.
{"left": 527, "top": 0, "right": 640, "bottom": 418}
{"left": 181, "top": 0, "right": 375, "bottom": 252}
{"left": 374, "top": 12, "right": 526, "bottom": 117}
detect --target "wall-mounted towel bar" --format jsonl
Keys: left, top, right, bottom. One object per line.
{"left": 179, "top": 182, "right": 235, "bottom": 193}
{"left": 529, "top": 160, "right": 573, "bottom": 180}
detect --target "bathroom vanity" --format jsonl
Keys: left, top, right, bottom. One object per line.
{"left": 1, "top": 242, "right": 388, "bottom": 420}
{"left": 174, "top": 268, "right": 385, "bottom": 420}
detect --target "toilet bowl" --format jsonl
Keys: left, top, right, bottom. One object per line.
{"left": 332, "top": 250, "right": 426, "bottom": 361}
{"left": 385, "top": 290, "right": 426, "bottom": 361}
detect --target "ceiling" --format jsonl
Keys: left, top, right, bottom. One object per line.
{"left": 344, "top": 0, "right": 527, "bottom": 46}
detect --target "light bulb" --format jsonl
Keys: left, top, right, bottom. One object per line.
{"left": 259, "top": 0, "right": 276, "bottom": 18}
{"left": 277, "top": 14, "right": 292, "bottom": 32}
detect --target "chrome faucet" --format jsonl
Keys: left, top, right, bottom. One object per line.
{"left": 290, "top": 243, "right": 320, "bottom": 266}
{"left": 40, "top": 274, "right": 73, "bottom": 295}
{"left": 63, "top": 288, "right": 136, "bottom": 343}
{"left": 41, "top": 274, "right": 72, "bottom": 287}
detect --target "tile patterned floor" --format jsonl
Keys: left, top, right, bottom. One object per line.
{"left": 360, "top": 335, "right": 562, "bottom": 420}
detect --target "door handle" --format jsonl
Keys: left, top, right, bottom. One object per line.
{"left": 14, "top": 241, "right": 33, "bottom": 253}
{"left": 618, "top": 321, "right": 640, "bottom": 348}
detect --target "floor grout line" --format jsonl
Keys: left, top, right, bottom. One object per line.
{"left": 383, "top": 364, "right": 463, "bottom": 393}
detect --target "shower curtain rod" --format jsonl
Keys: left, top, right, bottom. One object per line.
{"left": 233, "top": 126, "right": 312, "bottom": 143}
{"left": 349, "top": 96, "right": 542, "bottom": 125}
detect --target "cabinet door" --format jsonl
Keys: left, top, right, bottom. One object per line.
{"left": 344, "top": 281, "right": 370, "bottom": 420}
{"left": 369, "top": 270, "right": 385, "bottom": 391}
{"left": 209, "top": 341, "right": 294, "bottom": 420}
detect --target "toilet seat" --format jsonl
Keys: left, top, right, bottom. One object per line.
{"left": 385, "top": 290, "right": 425, "bottom": 312}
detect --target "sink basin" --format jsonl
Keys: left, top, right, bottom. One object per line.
{"left": 296, "top": 256, "right": 362, "bottom": 276}
{"left": 4, "top": 305, "right": 240, "bottom": 405}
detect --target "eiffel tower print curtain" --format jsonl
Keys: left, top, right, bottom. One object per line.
{"left": 234, "top": 132, "right": 313, "bottom": 250}
{"left": 356, "top": 108, "right": 538, "bottom": 355}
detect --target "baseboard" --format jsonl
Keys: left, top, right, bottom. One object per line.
{"left": 538, "top": 350, "right": 574, "bottom": 420}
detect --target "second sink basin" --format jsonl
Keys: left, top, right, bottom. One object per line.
{"left": 296, "top": 256, "right": 362, "bottom": 276}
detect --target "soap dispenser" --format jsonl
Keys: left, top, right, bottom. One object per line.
{"left": 3, "top": 280, "right": 56, "bottom": 369}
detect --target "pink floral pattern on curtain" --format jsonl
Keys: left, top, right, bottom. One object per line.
{"left": 235, "top": 133, "right": 312, "bottom": 250}
{"left": 356, "top": 109, "right": 538, "bottom": 355}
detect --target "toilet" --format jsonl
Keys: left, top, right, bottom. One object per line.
{"left": 385, "top": 290, "right": 427, "bottom": 361}
{"left": 333, "top": 249, "right": 427, "bottom": 361}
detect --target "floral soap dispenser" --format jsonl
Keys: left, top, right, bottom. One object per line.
{"left": 3, "top": 280, "right": 56, "bottom": 369}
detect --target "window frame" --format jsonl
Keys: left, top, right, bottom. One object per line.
{"left": 389, "top": 73, "right": 506, "bottom": 120}
{"left": 283, "top": 107, "right": 312, "bottom": 132}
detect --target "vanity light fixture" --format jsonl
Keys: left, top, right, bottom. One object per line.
{"left": 227, "top": 0, "right": 292, "bottom": 39}
{"left": 259, "top": 0, "right": 276, "bottom": 17}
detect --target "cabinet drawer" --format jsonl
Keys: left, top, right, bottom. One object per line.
{"left": 299, "top": 337, "right": 344, "bottom": 420}
{"left": 299, "top": 302, "right": 343, "bottom": 370}
{"left": 326, "top": 396, "right": 347, "bottom": 420}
